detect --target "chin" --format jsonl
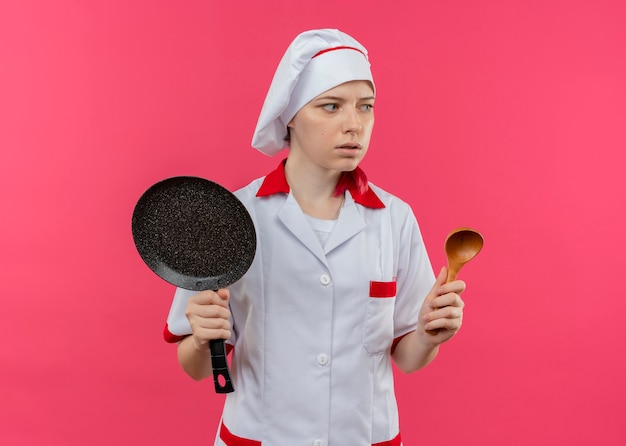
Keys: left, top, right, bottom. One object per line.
{"left": 337, "top": 161, "right": 362, "bottom": 174}
{"left": 338, "top": 153, "right": 365, "bottom": 167}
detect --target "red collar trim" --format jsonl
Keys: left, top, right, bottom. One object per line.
{"left": 256, "top": 160, "right": 291, "bottom": 196}
{"left": 256, "top": 160, "right": 385, "bottom": 209}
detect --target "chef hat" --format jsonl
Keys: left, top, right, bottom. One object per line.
{"left": 251, "top": 29, "right": 375, "bottom": 156}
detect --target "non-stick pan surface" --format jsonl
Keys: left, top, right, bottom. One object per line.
{"left": 132, "top": 177, "right": 256, "bottom": 291}
{"left": 131, "top": 176, "right": 256, "bottom": 393}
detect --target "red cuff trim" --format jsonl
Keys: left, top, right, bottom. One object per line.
{"left": 369, "top": 281, "right": 397, "bottom": 298}
{"left": 163, "top": 325, "right": 235, "bottom": 356}
{"left": 163, "top": 324, "right": 186, "bottom": 343}
{"left": 391, "top": 331, "right": 413, "bottom": 355}
{"left": 373, "top": 432, "right": 402, "bottom": 446}
{"left": 219, "top": 421, "right": 261, "bottom": 446}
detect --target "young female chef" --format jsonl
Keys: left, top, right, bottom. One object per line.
{"left": 165, "top": 29, "right": 466, "bottom": 446}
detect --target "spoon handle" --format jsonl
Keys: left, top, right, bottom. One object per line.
{"left": 446, "top": 265, "right": 460, "bottom": 283}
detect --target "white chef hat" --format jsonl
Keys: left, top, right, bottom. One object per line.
{"left": 251, "top": 29, "right": 375, "bottom": 156}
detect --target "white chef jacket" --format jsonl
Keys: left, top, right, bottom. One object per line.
{"left": 165, "top": 161, "right": 435, "bottom": 446}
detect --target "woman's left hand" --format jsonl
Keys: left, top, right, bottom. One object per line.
{"left": 418, "top": 266, "right": 466, "bottom": 345}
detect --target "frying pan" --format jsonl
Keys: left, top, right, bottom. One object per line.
{"left": 131, "top": 176, "right": 257, "bottom": 393}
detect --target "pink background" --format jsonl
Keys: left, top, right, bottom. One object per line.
{"left": 1, "top": 0, "right": 625, "bottom": 444}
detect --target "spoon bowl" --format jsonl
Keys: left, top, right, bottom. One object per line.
{"left": 444, "top": 227, "right": 484, "bottom": 283}
{"left": 426, "top": 227, "right": 483, "bottom": 336}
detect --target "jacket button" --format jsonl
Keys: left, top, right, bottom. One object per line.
{"left": 319, "top": 274, "right": 331, "bottom": 285}
{"left": 317, "top": 354, "right": 329, "bottom": 366}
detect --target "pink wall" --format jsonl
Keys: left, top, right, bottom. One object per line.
{"left": 2, "top": 0, "right": 625, "bottom": 444}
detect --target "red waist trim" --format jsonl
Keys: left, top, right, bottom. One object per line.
{"left": 220, "top": 421, "right": 401, "bottom": 446}
{"left": 219, "top": 421, "right": 261, "bottom": 446}
{"left": 373, "top": 432, "right": 402, "bottom": 446}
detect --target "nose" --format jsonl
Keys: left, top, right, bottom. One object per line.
{"left": 343, "top": 107, "right": 362, "bottom": 134}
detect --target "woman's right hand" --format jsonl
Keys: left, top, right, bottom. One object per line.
{"left": 184, "top": 289, "right": 232, "bottom": 352}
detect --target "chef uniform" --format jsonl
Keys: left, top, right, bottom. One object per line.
{"left": 164, "top": 29, "right": 436, "bottom": 446}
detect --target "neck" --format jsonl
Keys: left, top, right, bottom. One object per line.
{"left": 284, "top": 155, "right": 341, "bottom": 197}
{"left": 284, "top": 156, "right": 345, "bottom": 219}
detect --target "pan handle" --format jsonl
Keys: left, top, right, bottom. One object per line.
{"left": 209, "top": 339, "right": 234, "bottom": 393}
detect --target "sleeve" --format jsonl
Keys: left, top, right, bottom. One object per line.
{"left": 163, "top": 287, "right": 195, "bottom": 343}
{"left": 392, "top": 205, "right": 435, "bottom": 342}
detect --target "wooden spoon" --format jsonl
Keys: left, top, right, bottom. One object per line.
{"left": 426, "top": 227, "right": 483, "bottom": 335}
{"left": 444, "top": 227, "right": 484, "bottom": 283}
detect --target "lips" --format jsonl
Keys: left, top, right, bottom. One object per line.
{"left": 337, "top": 142, "right": 361, "bottom": 150}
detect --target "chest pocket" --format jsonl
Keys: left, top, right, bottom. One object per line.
{"left": 363, "top": 280, "right": 396, "bottom": 355}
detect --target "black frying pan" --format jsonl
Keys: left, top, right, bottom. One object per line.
{"left": 131, "top": 176, "right": 256, "bottom": 393}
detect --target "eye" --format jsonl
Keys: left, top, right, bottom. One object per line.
{"left": 321, "top": 103, "right": 339, "bottom": 112}
{"left": 360, "top": 103, "right": 374, "bottom": 112}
